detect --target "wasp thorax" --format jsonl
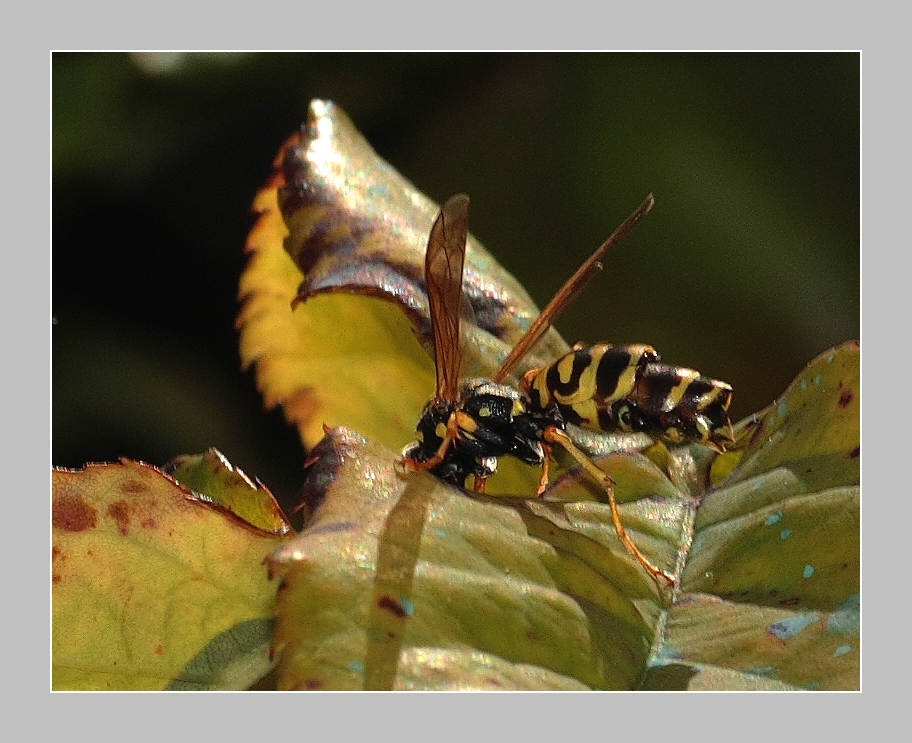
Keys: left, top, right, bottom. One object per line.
{"left": 403, "top": 378, "right": 567, "bottom": 487}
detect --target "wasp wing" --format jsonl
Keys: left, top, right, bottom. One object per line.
{"left": 426, "top": 194, "right": 470, "bottom": 403}
{"left": 494, "top": 194, "right": 655, "bottom": 383}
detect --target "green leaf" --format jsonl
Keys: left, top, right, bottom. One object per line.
{"left": 164, "top": 448, "right": 292, "bottom": 536}
{"left": 52, "top": 459, "right": 287, "bottom": 690}
{"left": 269, "top": 429, "right": 658, "bottom": 691}
{"left": 647, "top": 341, "right": 860, "bottom": 690}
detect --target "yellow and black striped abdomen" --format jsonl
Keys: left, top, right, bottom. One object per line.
{"left": 523, "top": 343, "right": 659, "bottom": 430}
{"left": 522, "top": 344, "right": 734, "bottom": 449}
{"left": 630, "top": 362, "right": 734, "bottom": 446}
{"left": 631, "top": 363, "right": 731, "bottom": 416}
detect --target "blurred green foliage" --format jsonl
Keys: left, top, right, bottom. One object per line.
{"left": 52, "top": 52, "right": 858, "bottom": 512}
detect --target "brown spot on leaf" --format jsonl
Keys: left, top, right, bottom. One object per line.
{"left": 304, "top": 678, "right": 323, "bottom": 690}
{"left": 53, "top": 495, "right": 98, "bottom": 532}
{"left": 838, "top": 390, "right": 854, "bottom": 408}
{"left": 154, "top": 644, "right": 165, "bottom": 656}
{"left": 376, "top": 594, "right": 408, "bottom": 619}
{"left": 849, "top": 446, "right": 860, "bottom": 459}
{"left": 142, "top": 517, "right": 158, "bottom": 529}
{"left": 108, "top": 500, "right": 131, "bottom": 536}
{"left": 780, "top": 597, "right": 801, "bottom": 608}
{"left": 52, "top": 547, "right": 66, "bottom": 582}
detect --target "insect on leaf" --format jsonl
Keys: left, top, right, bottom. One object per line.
{"left": 269, "top": 342, "right": 859, "bottom": 690}
{"left": 241, "top": 101, "right": 858, "bottom": 690}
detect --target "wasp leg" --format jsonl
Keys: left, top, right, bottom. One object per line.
{"left": 535, "top": 443, "right": 553, "bottom": 496}
{"left": 473, "top": 476, "right": 488, "bottom": 493}
{"left": 542, "top": 427, "right": 676, "bottom": 592}
{"left": 401, "top": 412, "right": 464, "bottom": 472}
{"left": 401, "top": 436, "right": 452, "bottom": 472}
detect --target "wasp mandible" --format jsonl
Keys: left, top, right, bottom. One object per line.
{"left": 402, "top": 194, "right": 734, "bottom": 591}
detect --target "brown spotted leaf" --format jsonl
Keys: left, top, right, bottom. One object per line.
{"left": 52, "top": 459, "right": 288, "bottom": 690}
{"left": 164, "top": 448, "right": 292, "bottom": 536}
{"left": 237, "top": 100, "right": 569, "bottom": 461}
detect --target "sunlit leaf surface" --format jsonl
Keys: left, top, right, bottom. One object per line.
{"left": 269, "top": 428, "right": 661, "bottom": 691}
{"left": 237, "top": 100, "right": 568, "bottom": 460}
{"left": 165, "top": 448, "right": 292, "bottom": 536}
{"left": 269, "top": 343, "right": 858, "bottom": 690}
{"left": 52, "top": 459, "right": 286, "bottom": 690}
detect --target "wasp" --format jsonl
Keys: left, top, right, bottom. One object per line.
{"left": 402, "top": 193, "right": 733, "bottom": 591}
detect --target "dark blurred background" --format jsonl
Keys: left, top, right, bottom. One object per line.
{"left": 52, "top": 52, "right": 859, "bottom": 506}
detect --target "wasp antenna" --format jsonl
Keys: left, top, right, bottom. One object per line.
{"left": 494, "top": 194, "right": 655, "bottom": 383}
